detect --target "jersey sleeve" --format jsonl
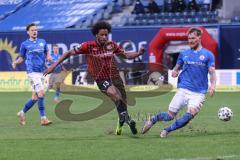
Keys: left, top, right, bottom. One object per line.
{"left": 176, "top": 51, "right": 184, "bottom": 66}
{"left": 19, "top": 43, "right": 26, "bottom": 59}
{"left": 112, "top": 42, "right": 124, "bottom": 56}
{"left": 44, "top": 40, "right": 49, "bottom": 54}
{"left": 73, "top": 42, "right": 88, "bottom": 55}
{"left": 208, "top": 52, "right": 215, "bottom": 67}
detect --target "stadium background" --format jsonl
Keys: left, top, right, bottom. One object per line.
{"left": 0, "top": 0, "right": 240, "bottom": 160}
{"left": 1, "top": 0, "right": 240, "bottom": 91}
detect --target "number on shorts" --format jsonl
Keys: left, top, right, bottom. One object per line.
{"left": 103, "top": 81, "right": 110, "bottom": 88}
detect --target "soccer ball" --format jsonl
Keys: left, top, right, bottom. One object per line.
{"left": 218, "top": 107, "right": 233, "bottom": 121}
{"left": 147, "top": 72, "right": 164, "bottom": 85}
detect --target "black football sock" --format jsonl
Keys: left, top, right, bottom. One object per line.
{"left": 115, "top": 100, "right": 128, "bottom": 126}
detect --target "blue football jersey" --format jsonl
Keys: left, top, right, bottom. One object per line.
{"left": 176, "top": 48, "right": 215, "bottom": 94}
{"left": 19, "top": 39, "right": 48, "bottom": 73}
{"left": 47, "top": 52, "right": 62, "bottom": 73}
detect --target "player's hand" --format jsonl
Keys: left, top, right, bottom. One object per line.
{"left": 172, "top": 70, "right": 179, "bottom": 78}
{"left": 12, "top": 61, "right": 16, "bottom": 70}
{"left": 209, "top": 85, "right": 215, "bottom": 97}
{"left": 44, "top": 65, "right": 55, "bottom": 76}
{"left": 138, "top": 47, "right": 145, "bottom": 56}
{"left": 47, "top": 55, "right": 52, "bottom": 62}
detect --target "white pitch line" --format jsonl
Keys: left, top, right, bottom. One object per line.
{"left": 164, "top": 155, "right": 240, "bottom": 160}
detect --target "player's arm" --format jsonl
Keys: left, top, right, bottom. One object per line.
{"left": 172, "top": 51, "right": 184, "bottom": 78}
{"left": 44, "top": 50, "right": 75, "bottom": 76}
{"left": 172, "top": 64, "right": 181, "bottom": 78}
{"left": 12, "top": 43, "right": 26, "bottom": 70}
{"left": 46, "top": 52, "right": 52, "bottom": 62}
{"left": 209, "top": 66, "right": 216, "bottom": 97}
{"left": 119, "top": 47, "right": 145, "bottom": 59}
{"left": 12, "top": 56, "right": 24, "bottom": 70}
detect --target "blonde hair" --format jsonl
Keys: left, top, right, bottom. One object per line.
{"left": 187, "top": 27, "right": 203, "bottom": 36}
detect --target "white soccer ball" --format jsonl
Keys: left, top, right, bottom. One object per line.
{"left": 218, "top": 107, "right": 233, "bottom": 121}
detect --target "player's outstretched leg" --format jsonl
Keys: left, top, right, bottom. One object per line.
{"left": 54, "top": 87, "right": 60, "bottom": 103}
{"left": 160, "top": 112, "right": 193, "bottom": 138}
{"left": 124, "top": 112, "right": 137, "bottom": 135}
{"left": 142, "top": 112, "right": 174, "bottom": 134}
{"left": 17, "top": 111, "right": 26, "bottom": 125}
{"left": 38, "top": 96, "right": 52, "bottom": 126}
{"left": 115, "top": 100, "right": 125, "bottom": 135}
{"left": 115, "top": 111, "right": 138, "bottom": 135}
{"left": 17, "top": 98, "right": 37, "bottom": 125}
{"left": 142, "top": 115, "right": 154, "bottom": 134}
{"left": 115, "top": 99, "right": 138, "bottom": 135}
{"left": 116, "top": 111, "right": 125, "bottom": 135}
{"left": 128, "top": 119, "right": 138, "bottom": 135}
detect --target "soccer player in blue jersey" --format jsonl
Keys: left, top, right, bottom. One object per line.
{"left": 12, "top": 23, "right": 52, "bottom": 126}
{"left": 142, "top": 27, "right": 217, "bottom": 138}
{"left": 47, "top": 44, "right": 67, "bottom": 103}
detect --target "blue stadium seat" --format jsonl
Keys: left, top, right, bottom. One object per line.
{"left": 0, "top": 0, "right": 30, "bottom": 20}
{"left": 148, "top": 19, "right": 155, "bottom": 25}
{"left": 0, "top": 0, "right": 112, "bottom": 30}
{"left": 165, "top": 12, "right": 173, "bottom": 18}
{"left": 202, "top": 17, "right": 208, "bottom": 23}
{"left": 174, "top": 12, "right": 181, "bottom": 18}
{"left": 186, "top": 18, "right": 193, "bottom": 24}
{"left": 182, "top": 11, "right": 188, "bottom": 18}
{"left": 153, "top": 13, "right": 160, "bottom": 19}
{"left": 232, "top": 16, "right": 240, "bottom": 23}
{"left": 189, "top": 11, "right": 197, "bottom": 18}
{"left": 156, "top": 19, "right": 163, "bottom": 24}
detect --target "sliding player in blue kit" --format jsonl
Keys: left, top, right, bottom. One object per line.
{"left": 12, "top": 23, "right": 52, "bottom": 126}
{"left": 142, "top": 27, "right": 217, "bottom": 138}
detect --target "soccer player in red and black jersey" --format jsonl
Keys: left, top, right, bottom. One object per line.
{"left": 44, "top": 21, "right": 145, "bottom": 135}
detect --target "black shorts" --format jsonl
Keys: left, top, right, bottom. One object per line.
{"left": 96, "top": 79, "right": 112, "bottom": 92}
{"left": 96, "top": 78, "right": 127, "bottom": 102}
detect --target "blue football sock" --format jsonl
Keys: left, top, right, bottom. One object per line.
{"left": 22, "top": 99, "right": 37, "bottom": 113}
{"left": 38, "top": 97, "right": 46, "bottom": 117}
{"left": 55, "top": 87, "right": 60, "bottom": 98}
{"left": 151, "top": 112, "right": 174, "bottom": 124}
{"left": 164, "top": 112, "right": 193, "bottom": 133}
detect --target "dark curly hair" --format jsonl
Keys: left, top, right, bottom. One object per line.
{"left": 91, "top": 21, "right": 112, "bottom": 36}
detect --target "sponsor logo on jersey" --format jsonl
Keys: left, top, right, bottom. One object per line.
{"left": 199, "top": 55, "right": 205, "bottom": 60}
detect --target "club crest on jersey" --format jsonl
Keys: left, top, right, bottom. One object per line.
{"left": 199, "top": 55, "right": 205, "bottom": 60}
{"left": 106, "top": 44, "right": 114, "bottom": 51}
{"left": 39, "top": 42, "right": 44, "bottom": 47}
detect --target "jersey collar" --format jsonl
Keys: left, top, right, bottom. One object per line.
{"left": 29, "top": 38, "right": 38, "bottom": 42}
{"left": 192, "top": 45, "right": 202, "bottom": 53}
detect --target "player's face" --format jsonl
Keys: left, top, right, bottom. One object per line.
{"left": 96, "top": 29, "right": 108, "bottom": 45}
{"left": 27, "top": 26, "right": 38, "bottom": 40}
{"left": 188, "top": 32, "right": 201, "bottom": 50}
{"left": 53, "top": 46, "right": 59, "bottom": 54}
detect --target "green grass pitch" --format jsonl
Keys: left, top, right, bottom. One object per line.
{"left": 0, "top": 92, "right": 239, "bottom": 160}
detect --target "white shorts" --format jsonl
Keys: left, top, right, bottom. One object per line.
{"left": 28, "top": 72, "right": 45, "bottom": 92}
{"left": 169, "top": 88, "right": 205, "bottom": 113}
{"left": 48, "top": 71, "right": 68, "bottom": 87}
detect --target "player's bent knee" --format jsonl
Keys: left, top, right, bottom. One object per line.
{"left": 107, "top": 87, "right": 121, "bottom": 101}
{"left": 37, "top": 91, "right": 45, "bottom": 97}
{"left": 32, "top": 95, "right": 38, "bottom": 101}
{"left": 48, "top": 85, "right": 53, "bottom": 89}
{"left": 110, "top": 92, "right": 121, "bottom": 101}
{"left": 187, "top": 107, "right": 199, "bottom": 116}
{"left": 55, "top": 82, "right": 61, "bottom": 88}
{"left": 168, "top": 110, "right": 177, "bottom": 118}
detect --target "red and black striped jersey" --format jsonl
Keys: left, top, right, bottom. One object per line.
{"left": 73, "top": 41, "right": 124, "bottom": 80}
